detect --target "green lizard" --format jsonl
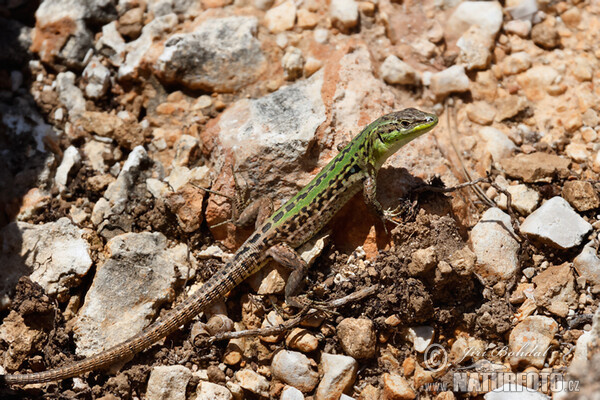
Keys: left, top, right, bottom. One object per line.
{"left": 1, "top": 108, "right": 438, "bottom": 385}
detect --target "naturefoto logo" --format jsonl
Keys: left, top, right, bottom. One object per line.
{"left": 421, "top": 343, "right": 580, "bottom": 394}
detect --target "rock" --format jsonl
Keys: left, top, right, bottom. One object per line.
{"left": 520, "top": 197, "right": 592, "bottom": 249}
{"left": 382, "top": 373, "right": 416, "bottom": 400}
{"left": 166, "top": 185, "right": 206, "bottom": 232}
{"left": 504, "top": 19, "right": 531, "bottom": 37}
{"left": 466, "top": 101, "right": 496, "bottom": 125}
{"left": 531, "top": 22, "right": 560, "bottom": 49}
{"left": 565, "top": 142, "right": 589, "bottom": 163}
{"left": 450, "top": 335, "right": 486, "bottom": 364}
{"left": 337, "top": 318, "right": 377, "bottom": 359}
{"left": 282, "top": 46, "right": 305, "bottom": 80}
{"left": 260, "top": 310, "right": 286, "bottom": 343}
{"left": 55, "top": 145, "right": 81, "bottom": 192}
{"left": 582, "top": 109, "right": 599, "bottom": 127}
{"left": 406, "top": 326, "right": 434, "bottom": 353}
{"left": 478, "top": 127, "right": 517, "bottom": 162}
{"left": 470, "top": 208, "right": 520, "bottom": 284}
{"left": 304, "top": 56, "right": 323, "bottom": 77}
{"left": 562, "top": 181, "right": 600, "bottom": 212}
{"left": 532, "top": 263, "right": 576, "bottom": 317}
{"left": 196, "top": 381, "right": 233, "bottom": 400}
{"left": 235, "top": 368, "right": 269, "bottom": 397}
{"left": 286, "top": 328, "right": 319, "bottom": 352}
{"left": 315, "top": 353, "right": 358, "bottom": 400}
{"left": 506, "top": 0, "right": 538, "bottom": 21}
{"left": 572, "top": 56, "right": 594, "bottom": 82}
{"left": 281, "top": 386, "right": 305, "bottom": 400}
{"left": 118, "top": 7, "right": 144, "bottom": 39}
{"left": 500, "top": 152, "right": 570, "bottom": 183}
{"left": 496, "top": 184, "right": 540, "bottom": 215}
{"left": 573, "top": 243, "right": 600, "bottom": 286}
{"left": 456, "top": 26, "right": 492, "bottom": 70}
{"left": 271, "top": 350, "right": 319, "bottom": 392}
{"left": 82, "top": 57, "right": 111, "bottom": 99}
{"left": 484, "top": 384, "right": 550, "bottom": 400}
{"left": 264, "top": 0, "right": 297, "bottom": 33}
{"left": 330, "top": 0, "right": 359, "bottom": 33}
{"left": 430, "top": 65, "right": 469, "bottom": 97}
{"left": 96, "top": 21, "right": 126, "bottom": 66}
{"left": 297, "top": 9, "right": 318, "bottom": 29}
{"left": 73, "top": 233, "right": 191, "bottom": 357}
{"left": 0, "top": 311, "right": 44, "bottom": 370}
{"left": 516, "top": 66, "right": 559, "bottom": 101}
{"left": 408, "top": 247, "right": 437, "bottom": 276}
{"left": 501, "top": 52, "right": 532, "bottom": 76}
{"left": 146, "top": 366, "right": 192, "bottom": 400}
{"left": 155, "top": 17, "right": 265, "bottom": 92}
{"left": 446, "top": 1, "right": 503, "bottom": 42}
{"left": 495, "top": 96, "right": 528, "bottom": 121}
{"left": 411, "top": 38, "right": 437, "bottom": 59}
{"left": 56, "top": 71, "right": 86, "bottom": 117}
{"left": 509, "top": 316, "right": 557, "bottom": 369}
{"left": 380, "top": 55, "right": 419, "bottom": 85}
{"left": 0, "top": 218, "right": 92, "bottom": 300}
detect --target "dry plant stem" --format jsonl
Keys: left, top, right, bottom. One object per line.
{"left": 209, "top": 285, "right": 378, "bottom": 342}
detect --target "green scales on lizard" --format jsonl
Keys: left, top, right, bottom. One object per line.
{"left": 1, "top": 108, "right": 438, "bottom": 385}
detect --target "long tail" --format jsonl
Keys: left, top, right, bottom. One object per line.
{"left": 0, "top": 266, "right": 234, "bottom": 385}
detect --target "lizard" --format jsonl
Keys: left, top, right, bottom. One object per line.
{"left": 0, "top": 108, "right": 438, "bottom": 385}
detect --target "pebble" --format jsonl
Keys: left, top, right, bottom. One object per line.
{"left": 235, "top": 369, "right": 269, "bottom": 397}
{"left": 264, "top": 0, "right": 297, "bottom": 33}
{"left": 315, "top": 353, "right": 358, "bottom": 400}
{"left": 573, "top": 243, "right": 600, "bottom": 286}
{"left": 520, "top": 196, "right": 592, "bottom": 249}
{"left": 314, "top": 28, "right": 328, "bottom": 43}
{"left": 297, "top": 9, "right": 318, "bottom": 29}
{"left": 501, "top": 51, "right": 532, "bottom": 76}
{"left": 430, "top": 65, "right": 470, "bottom": 97}
{"left": 456, "top": 26, "right": 492, "bottom": 70}
{"left": 286, "top": 327, "right": 319, "bottom": 352}
{"left": 406, "top": 326, "right": 435, "bottom": 353}
{"left": 382, "top": 373, "right": 416, "bottom": 400}
{"left": 55, "top": 145, "right": 81, "bottom": 192}
{"left": 260, "top": 310, "right": 286, "bottom": 343}
{"left": 82, "top": 57, "right": 110, "bottom": 99}
{"left": 271, "top": 350, "right": 319, "bottom": 392}
{"left": 56, "top": 71, "right": 86, "bottom": 117}
{"left": 562, "top": 180, "right": 600, "bottom": 212}
{"left": 532, "top": 263, "right": 576, "bottom": 317}
{"left": 380, "top": 55, "right": 419, "bottom": 86}
{"left": 509, "top": 316, "right": 558, "bottom": 369}
{"left": 282, "top": 46, "right": 305, "bottom": 80}
{"left": 446, "top": 1, "right": 503, "bottom": 41}
{"left": 466, "top": 101, "right": 496, "bottom": 125}
{"left": 500, "top": 152, "right": 570, "bottom": 183}
{"left": 478, "top": 127, "right": 517, "bottom": 162}
{"left": 506, "top": 0, "right": 538, "bottom": 21}
{"left": 516, "top": 65, "right": 559, "bottom": 101}
{"left": 281, "top": 386, "right": 305, "bottom": 400}
{"left": 146, "top": 366, "right": 192, "bottom": 400}
{"left": 336, "top": 318, "right": 377, "bottom": 359}
{"left": 196, "top": 381, "right": 233, "bottom": 400}
{"left": 411, "top": 38, "right": 437, "bottom": 59}
{"left": 408, "top": 247, "right": 437, "bottom": 276}
{"left": 330, "top": 0, "right": 359, "bottom": 33}
{"left": 470, "top": 208, "right": 520, "bottom": 284}
{"left": 565, "top": 143, "right": 589, "bottom": 163}
{"left": 504, "top": 19, "right": 532, "bottom": 37}
{"left": 496, "top": 184, "right": 540, "bottom": 215}
{"left": 531, "top": 22, "right": 560, "bottom": 49}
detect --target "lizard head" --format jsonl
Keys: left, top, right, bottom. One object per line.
{"left": 369, "top": 108, "right": 438, "bottom": 168}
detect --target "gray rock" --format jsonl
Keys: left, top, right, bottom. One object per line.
{"left": 315, "top": 354, "right": 358, "bottom": 400}
{"left": 330, "top": 0, "right": 359, "bottom": 33}
{"left": 196, "top": 381, "right": 233, "bottom": 400}
{"left": 430, "top": 65, "right": 470, "bottom": 97}
{"left": 0, "top": 218, "right": 92, "bottom": 302}
{"left": 574, "top": 243, "right": 600, "bottom": 286}
{"left": 380, "top": 55, "right": 419, "bottom": 85}
{"left": 520, "top": 197, "right": 592, "bottom": 249}
{"left": 155, "top": 17, "right": 266, "bottom": 92}
{"left": 271, "top": 350, "right": 319, "bottom": 392}
{"left": 146, "top": 365, "right": 192, "bottom": 400}
{"left": 55, "top": 145, "right": 82, "bottom": 192}
{"left": 509, "top": 316, "right": 557, "bottom": 369}
{"left": 73, "top": 232, "right": 191, "bottom": 357}
{"left": 83, "top": 57, "right": 111, "bottom": 99}
{"left": 56, "top": 72, "right": 86, "bottom": 117}
{"left": 471, "top": 208, "right": 520, "bottom": 284}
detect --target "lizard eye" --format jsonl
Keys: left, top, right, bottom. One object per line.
{"left": 400, "top": 120, "right": 410, "bottom": 128}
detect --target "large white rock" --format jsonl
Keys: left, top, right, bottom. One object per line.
{"left": 146, "top": 366, "right": 192, "bottom": 400}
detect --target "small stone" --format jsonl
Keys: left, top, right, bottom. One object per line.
{"left": 456, "top": 26, "right": 492, "bottom": 70}
{"left": 297, "top": 9, "right": 318, "bottom": 29}
{"left": 382, "top": 373, "right": 416, "bottom": 400}
{"left": 203, "top": 0, "right": 233, "bottom": 8}
{"left": 281, "top": 386, "right": 305, "bottom": 400}
{"left": 314, "top": 28, "right": 328, "bottom": 43}
{"left": 504, "top": 19, "right": 531, "bottom": 37}
{"left": 286, "top": 328, "right": 319, "bottom": 352}
{"left": 501, "top": 51, "right": 532, "bottom": 76}
{"left": 56, "top": 71, "right": 86, "bottom": 117}
{"left": 235, "top": 369, "right": 269, "bottom": 397}
{"left": 562, "top": 112, "right": 583, "bottom": 133}
{"left": 304, "top": 57, "right": 323, "bottom": 77}
{"left": 82, "top": 57, "right": 110, "bottom": 99}
{"left": 500, "top": 152, "right": 570, "bottom": 183}
{"left": 118, "top": 7, "right": 144, "bottom": 39}
{"left": 359, "top": 1, "right": 375, "bottom": 16}
{"left": 264, "top": 0, "right": 297, "bottom": 33}
{"left": 561, "top": 7, "right": 581, "bottom": 28}
{"left": 315, "top": 354, "right": 358, "bottom": 400}
{"left": 380, "top": 55, "right": 419, "bottom": 85}
{"left": 271, "top": 350, "right": 319, "bottom": 392}
{"left": 330, "top": 0, "right": 359, "bottom": 33}
{"left": 146, "top": 366, "right": 192, "bottom": 400}
{"left": 336, "top": 318, "right": 377, "bottom": 359}
{"left": 478, "top": 127, "right": 517, "bottom": 162}
{"left": 565, "top": 143, "right": 588, "bottom": 163}
{"left": 430, "top": 65, "right": 470, "bottom": 97}
{"left": 495, "top": 95, "right": 528, "bottom": 121}
{"left": 497, "top": 184, "right": 540, "bottom": 215}
{"left": 406, "top": 326, "right": 434, "bottom": 353}
{"left": 408, "top": 247, "right": 437, "bottom": 276}
{"left": 572, "top": 56, "right": 594, "bottom": 82}
{"left": 55, "top": 145, "right": 81, "bottom": 192}
{"left": 532, "top": 263, "right": 576, "bottom": 317}
{"left": 573, "top": 243, "right": 600, "bottom": 286}
{"left": 516, "top": 65, "right": 559, "bottom": 101}
{"left": 446, "top": 1, "right": 503, "bottom": 42}
{"left": 509, "top": 316, "right": 558, "bottom": 369}
{"left": 282, "top": 46, "right": 304, "bottom": 80}
{"left": 260, "top": 310, "right": 285, "bottom": 343}
{"left": 196, "top": 381, "right": 233, "bottom": 400}
{"left": 471, "top": 208, "right": 520, "bottom": 284}
{"left": 531, "top": 23, "right": 559, "bottom": 49}
{"left": 411, "top": 38, "right": 437, "bottom": 59}
{"left": 520, "top": 197, "right": 592, "bottom": 249}
{"left": 466, "top": 101, "right": 496, "bottom": 125}
{"left": 562, "top": 181, "right": 600, "bottom": 212}
{"left": 582, "top": 109, "right": 599, "bottom": 127}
